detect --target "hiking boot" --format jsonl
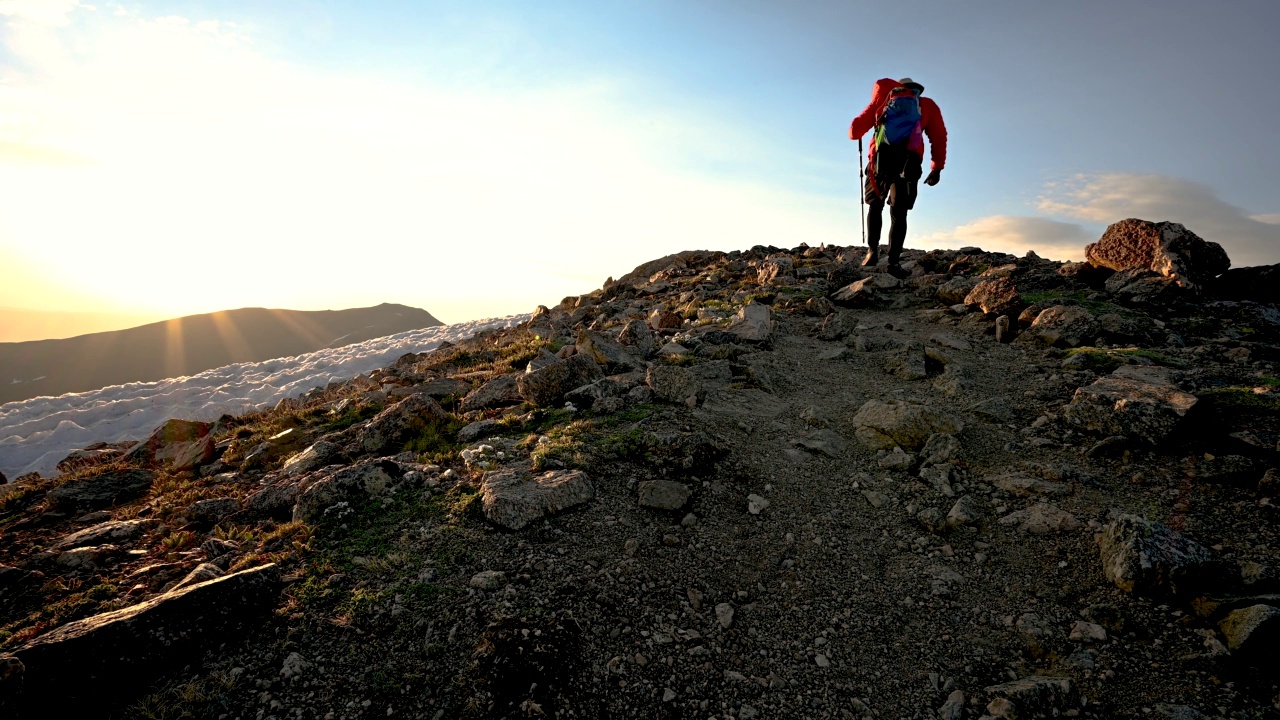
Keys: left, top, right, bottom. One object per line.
{"left": 887, "top": 263, "right": 911, "bottom": 279}
{"left": 860, "top": 248, "right": 879, "bottom": 267}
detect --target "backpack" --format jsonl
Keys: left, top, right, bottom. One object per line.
{"left": 870, "top": 84, "right": 924, "bottom": 194}
{"left": 874, "top": 85, "right": 923, "bottom": 149}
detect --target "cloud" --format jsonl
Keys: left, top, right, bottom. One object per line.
{"left": 1038, "top": 173, "right": 1280, "bottom": 267}
{"left": 0, "top": 5, "right": 854, "bottom": 322}
{"left": 914, "top": 215, "right": 1092, "bottom": 262}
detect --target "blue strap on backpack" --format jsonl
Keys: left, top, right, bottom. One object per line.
{"left": 874, "top": 85, "right": 922, "bottom": 148}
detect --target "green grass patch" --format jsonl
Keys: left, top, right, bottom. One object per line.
{"left": 403, "top": 415, "right": 465, "bottom": 462}
{"left": 322, "top": 402, "right": 383, "bottom": 432}
{"left": 1022, "top": 290, "right": 1132, "bottom": 317}
{"left": 1194, "top": 387, "right": 1280, "bottom": 414}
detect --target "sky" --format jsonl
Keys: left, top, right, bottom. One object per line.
{"left": 1, "top": 0, "right": 1277, "bottom": 334}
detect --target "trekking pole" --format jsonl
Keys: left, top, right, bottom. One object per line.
{"left": 858, "top": 137, "right": 866, "bottom": 247}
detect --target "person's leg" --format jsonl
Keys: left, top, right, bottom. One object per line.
{"left": 886, "top": 157, "right": 922, "bottom": 274}
{"left": 863, "top": 174, "right": 885, "bottom": 266}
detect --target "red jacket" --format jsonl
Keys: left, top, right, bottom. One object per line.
{"left": 849, "top": 78, "right": 947, "bottom": 171}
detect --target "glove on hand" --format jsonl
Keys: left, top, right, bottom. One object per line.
{"left": 924, "top": 168, "right": 942, "bottom": 186}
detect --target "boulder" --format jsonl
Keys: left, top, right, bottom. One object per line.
{"left": 648, "top": 309, "right": 683, "bottom": 332}
{"left": 480, "top": 467, "right": 594, "bottom": 530}
{"left": 419, "top": 377, "right": 473, "bottom": 401}
{"left": 577, "top": 331, "right": 645, "bottom": 372}
{"left": 1085, "top": 218, "right": 1229, "bottom": 290}
{"left": 616, "top": 320, "right": 658, "bottom": 357}
{"left": 1062, "top": 376, "right": 1197, "bottom": 445}
{"left": 1210, "top": 263, "right": 1280, "bottom": 304}
{"left": 851, "top": 400, "right": 963, "bottom": 451}
{"left": 989, "top": 472, "right": 1071, "bottom": 497}
{"left": 1096, "top": 513, "right": 1214, "bottom": 596}
{"left": 55, "top": 442, "right": 131, "bottom": 474}
{"left": 293, "top": 459, "right": 404, "bottom": 522}
{"left": 935, "top": 276, "right": 980, "bottom": 304}
{"left": 727, "top": 303, "right": 773, "bottom": 343}
{"left": 53, "top": 519, "right": 154, "bottom": 550}
{"left": 963, "top": 277, "right": 1021, "bottom": 315}
{"left": 1104, "top": 267, "right": 1182, "bottom": 305}
{"left": 832, "top": 275, "right": 899, "bottom": 307}
{"left": 9, "top": 564, "right": 280, "bottom": 714}
{"left": 186, "top": 497, "right": 240, "bottom": 524}
{"left": 517, "top": 354, "right": 605, "bottom": 408}
{"left": 457, "top": 419, "right": 501, "bottom": 444}
{"left": 280, "top": 439, "right": 341, "bottom": 476}
{"left": 1217, "top": 604, "right": 1280, "bottom": 656}
{"left": 646, "top": 365, "right": 702, "bottom": 406}
{"left": 756, "top": 257, "right": 794, "bottom": 285}
{"left": 355, "top": 393, "right": 450, "bottom": 455}
{"left": 637, "top": 480, "right": 692, "bottom": 510}
{"left": 1014, "top": 305, "right": 1100, "bottom": 348}
{"left": 45, "top": 469, "right": 156, "bottom": 512}
{"left": 459, "top": 374, "right": 521, "bottom": 412}
{"left": 886, "top": 341, "right": 928, "bottom": 380}
{"left": 121, "top": 419, "right": 213, "bottom": 470}
{"left": 816, "top": 311, "right": 857, "bottom": 341}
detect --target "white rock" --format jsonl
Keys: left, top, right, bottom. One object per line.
{"left": 469, "top": 570, "right": 506, "bottom": 590}
{"left": 715, "top": 602, "right": 735, "bottom": 629}
{"left": 747, "top": 494, "right": 770, "bottom": 515}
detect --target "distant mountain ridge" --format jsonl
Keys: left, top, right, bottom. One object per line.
{"left": 0, "top": 303, "right": 441, "bottom": 404}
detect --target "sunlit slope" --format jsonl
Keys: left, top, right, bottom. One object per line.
{"left": 0, "top": 303, "right": 441, "bottom": 404}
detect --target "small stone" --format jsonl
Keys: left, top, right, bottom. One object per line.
{"left": 662, "top": 688, "right": 676, "bottom": 702}
{"left": 680, "top": 513, "right": 698, "bottom": 527}
{"left": 945, "top": 496, "right": 978, "bottom": 528}
{"left": 280, "top": 652, "right": 310, "bottom": 680}
{"left": 938, "top": 690, "right": 965, "bottom": 720}
{"left": 999, "top": 503, "right": 1078, "bottom": 534}
{"left": 715, "top": 603, "right": 735, "bottom": 628}
{"left": 1068, "top": 621, "right": 1107, "bottom": 642}
{"left": 995, "top": 314, "right": 1011, "bottom": 343}
{"left": 814, "top": 653, "right": 830, "bottom": 668}
{"left": 747, "top": 494, "right": 770, "bottom": 515}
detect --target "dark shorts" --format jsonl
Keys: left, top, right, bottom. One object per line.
{"left": 864, "top": 147, "right": 923, "bottom": 210}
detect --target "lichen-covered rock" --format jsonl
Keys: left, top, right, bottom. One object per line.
{"left": 851, "top": 400, "right": 963, "bottom": 451}
{"left": 45, "top": 469, "right": 156, "bottom": 512}
{"left": 459, "top": 374, "right": 520, "bottom": 412}
{"left": 1014, "top": 305, "right": 1100, "bottom": 348}
{"left": 1096, "top": 513, "right": 1214, "bottom": 596}
{"left": 121, "top": 419, "right": 214, "bottom": 470}
{"left": 935, "top": 276, "right": 979, "bottom": 304}
{"left": 10, "top": 564, "right": 280, "bottom": 714}
{"left": 480, "top": 467, "right": 594, "bottom": 530}
{"left": 616, "top": 319, "right": 658, "bottom": 357}
{"left": 1062, "top": 376, "right": 1197, "bottom": 445}
{"left": 756, "top": 257, "right": 794, "bottom": 285}
{"left": 963, "top": 277, "right": 1020, "bottom": 315}
{"left": 355, "top": 393, "right": 449, "bottom": 455}
{"left": 646, "top": 365, "right": 702, "bottom": 405}
{"left": 293, "top": 459, "right": 403, "bottom": 522}
{"left": 517, "top": 354, "right": 604, "bottom": 407}
{"left": 280, "top": 439, "right": 341, "bottom": 476}
{"left": 999, "top": 503, "right": 1078, "bottom": 534}
{"left": 576, "top": 331, "right": 645, "bottom": 372}
{"left": 1085, "top": 218, "right": 1230, "bottom": 290}
{"left": 1104, "top": 267, "right": 1183, "bottom": 305}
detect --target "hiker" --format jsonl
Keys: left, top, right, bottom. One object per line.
{"left": 848, "top": 77, "right": 948, "bottom": 277}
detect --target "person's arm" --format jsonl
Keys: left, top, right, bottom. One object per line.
{"left": 922, "top": 98, "right": 947, "bottom": 185}
{"left": 849, "top": 79, "right": 895, "bottom": 140}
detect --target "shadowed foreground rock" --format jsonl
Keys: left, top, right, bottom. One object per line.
{"left": 4, "top": 564, "right": 280, "bottom": 716}
{"left": 44, "top": 468, "right": 156, "bottom": 512}
{"left": 1097, "top": 514, "right": 1214, "bottom": 596}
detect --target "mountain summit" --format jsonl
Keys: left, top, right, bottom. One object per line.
{"left": 2, "top": 222, "right": 1279, "bottom": 718}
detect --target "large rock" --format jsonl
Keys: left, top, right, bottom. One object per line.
{"left": 53, "top": 519, "right": 154, "bottom": 550}
{"left": 480, "top": 467, "right": 594, "bottom": 530}
{"left": 45, "top": 469, "right": 156, "bottom": 512}
{"left": 999, "top": 503, "right": 1078, "bottom": 534}
{"left": 459, "top": 374, "right": 521, "bottom": 412}
{"left": 121, "top": 419, "right": 214, "bottom": 470}
{"left": 756, "top": 257, "right": 794, "bottom": 285}
{"left": 851, "top": 400, "right": 963, "bottom": 451}
{"left": 935, "top": 276, "right": 980, "bottom": 304}
{"left": 576, "top": 331, "right": 645, "bottom": 372}
{"left": 280, "top": 439, "right": 341, "bottom": 476}
{"left": 293, "top": 459, "right": 403, "bottom": 521}
{"left": 617, "top": 320, "right": 658, "bottom": 357}
{"left": 1062, "top": 376, "right": 1197, "bottom": 445}
{"left": 55, "top": 442, "right": 131, "bottom": 474}
{"left": 1217, "top": 604, "right": 1280, "bottom": 656}
{"left": 1096, "top": 513, "right": 1214, "bottom": 596}
{"left": 831, "top": 275, "right": 899, "bottom": 307}
{"left": 1014, "top": 305, "right": 1100, "bottom": 348}
{"left": 646, "top": 365, "right": 702, "bottom": 405}
{"left": 1085, "top": 218, "right": 1229, "bottom": 290}
{"left": 726, "top": 303, "right": 773, "bottom": 343}
{"left": 517, "top": 354, "right": 604, "bottom": 407}
{"left": 355, "top": 393, "right": 449, "bottom": 455}
{"left": 1104, "top": 267, "right": 1182, "bottom": 305}
{"left": 1210, "top": 263, "right": 1280, "bottom": 304}
{"left": 419, "top": 377, "right": 473, "bottom": 401}
{"left": 963, "top": 277, "right": 1020, "bottom": 315}
{"left": 8, "top": 564, "right": 280, "bottom": 714}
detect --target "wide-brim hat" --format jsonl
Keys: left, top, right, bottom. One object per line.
{"left": 898, "top": 77, "right": 925, "bottom": 93}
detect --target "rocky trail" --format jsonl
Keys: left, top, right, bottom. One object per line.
{"left": 2, "top": 219, "right": 1279, "bottom": 719}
